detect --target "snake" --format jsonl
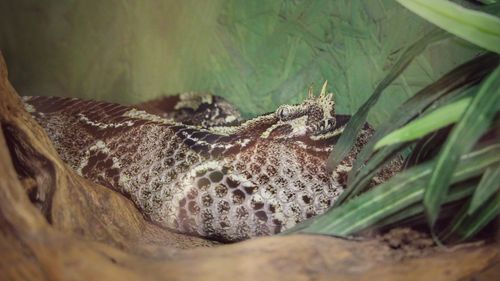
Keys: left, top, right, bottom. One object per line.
{"left": 22, "top": 85, "right": 376, "bottom": 242}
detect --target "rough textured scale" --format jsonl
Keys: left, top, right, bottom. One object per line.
{"left": 135, "top": 92, "right": 243, "bottom": 128}
{"left": 23, "top": 88, "right": 373, "bottom": 241}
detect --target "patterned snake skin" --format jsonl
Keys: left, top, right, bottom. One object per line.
{"left": 23, "top": 86, "right": 374, "bottom": 241}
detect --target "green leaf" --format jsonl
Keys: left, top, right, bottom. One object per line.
{"left": 397, "top": 0, "right": 500, "bottom": 54}
{"left": 467, "top": 163, "right": 500, "bottom": 214}
{"left": 334, "top": 53, "right": 499, "bottom": 206}
{"left": 334, "top": 143, "right": 406, "bottom": 207}
{"left": 286, "top": 143, "right": 500, "bottom": 236}
{"left": 424, "top": 66, "right": 500, "bottom": 227}
{"left": 375, "top": 181, "right": 476, "bottom": 230}
{"left": 441, "top": 193, "right": 500, "bottom": 242}
{"left": 374, "top": 97, "right": 473, "bottom": 150}
{"left": 346, "top": 53, "right": 499, "bottom": 186}
{"left": 325, "top": 29, "right": 449, "bottom": 172}
{"left": 476, "top": 0, "right": 497, "bottom": 5}
{"left": 455, "top": 195, "right": 500, "bottom": 241}
{"left": 375, "top": 98, "right": 471, "bottom": 150}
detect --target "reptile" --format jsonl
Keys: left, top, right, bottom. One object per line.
{"left": 23, "top": 84, "right": 375, "bottom": 242}
{"left": 135, "top": 91, "right": 243, "bottom": 128}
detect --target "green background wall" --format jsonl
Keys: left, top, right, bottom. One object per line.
{"left": 0, "top": 0, "right": 479, "bottom": 123}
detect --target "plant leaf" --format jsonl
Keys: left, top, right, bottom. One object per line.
{"left": 347, "top": 54, "right": 499, "bottom": 185}
{"left": 374, "top": 97, "right": 473, "bottom": 150}
{"left": 325, "top": 29, "right": 449, "bottom": 172}
{"left": 334, "top": 143, "right": 407, "bottom": 207}
{"left": 441, "top": 193, "right": 500, "bottom": 242}
{"left": 424, "top": 66, "right": 500, "bottom": 227}
{"left": 455, "top": 195, "right": 500, "bottom": 241}
{"left": 476, "top": 0, "right": 497, "bottom": 5}
{"left": 397, "top": 0, "right": 500, "bottom": 54}
{"left": 467, "top": 163, "right": 500, "bottom": 214}
{"left": 286, "top": 143, "right": 500, "bottom": 236}
{"left": 333, "top": 53, "right": 499, "bottom": 206}
{"left": 374, "top": 86, "right": 500, "bottom": 150}
{"left": 374, "top": 181, "right": 476, "bottom": 230}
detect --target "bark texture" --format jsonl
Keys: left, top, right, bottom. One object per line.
{"left": 0, "top": 52, "right": 498, "bottom": 281}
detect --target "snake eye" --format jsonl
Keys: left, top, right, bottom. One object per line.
{"left": 276, "top": 106, "right": 291, "bottom": 120}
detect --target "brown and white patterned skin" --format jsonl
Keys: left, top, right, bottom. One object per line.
{"left": 135, "top": 92, "right": 243, "bottom": 128}
{"left": 23, "top": 89, "right": 373, "bottom": 242}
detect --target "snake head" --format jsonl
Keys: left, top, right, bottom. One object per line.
{"left": 265, "top": 81, "right": 337, "bottom": 140}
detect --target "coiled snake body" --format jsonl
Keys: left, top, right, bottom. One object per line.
{"left": 23, "top": 88, "right": 373, "bottom": 241}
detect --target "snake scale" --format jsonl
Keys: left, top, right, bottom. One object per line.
{"left": 23, "top": 86, "right": 376, "bottom": 242}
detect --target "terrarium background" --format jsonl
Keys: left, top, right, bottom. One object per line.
{"left": 0, "top": 0, "right": 480, "bottom": 123}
